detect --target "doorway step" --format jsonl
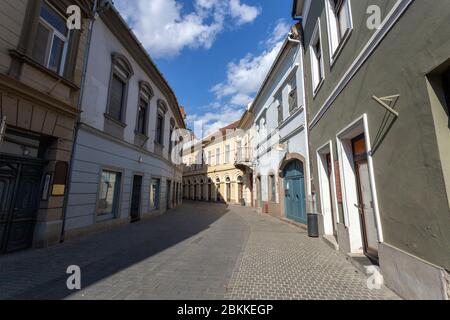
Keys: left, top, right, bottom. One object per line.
{"left": 346, "top": 253, "right": 378, "bottom": 274}
{"left": 322, "top": 235, "right": 339, "bottom": 251}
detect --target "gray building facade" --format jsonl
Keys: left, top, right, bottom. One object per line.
{"left": 294, "top": 0, "right": 450, "bottom": 299}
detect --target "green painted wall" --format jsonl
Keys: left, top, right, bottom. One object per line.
{"left": 304, "top": 0, "right": 450, "bottom": 269}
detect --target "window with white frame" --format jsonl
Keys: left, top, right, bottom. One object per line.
{"left": 310, "top": 21, "right": 324, "bottom": 93}
{"left": 225, "top": 145, "right": 231, "bottom": 164}
{"left": 276, "top": 93, "right": 283, "bottom": 125}
{"left": 208, "top": 150, "right": 212, "bottom": 165}
{"left": 326, "top": 0, "right": 352, "bottom": 58}
{"left": 216, "top": 147, "right": 221, "bottom": 165}
{"left": 288, "top": 76, "right": 298, "bottom": 113}
{"left": 32, "top": 2, "right": 70, "bottom": 75}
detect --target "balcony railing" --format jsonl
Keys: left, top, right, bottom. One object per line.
{"left": 235, "top": 147, "right": 253, "bottom": 167}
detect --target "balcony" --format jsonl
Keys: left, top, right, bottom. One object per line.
{"left": 182, "top": 163, "right": 208, "bottom": 175}
{"left": 234, "top": 148, "right": 253, "bottom": 171}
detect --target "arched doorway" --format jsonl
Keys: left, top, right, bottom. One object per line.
{"left": 188, "top": 181, "right": 191, "bottom": 200}
{"left": 283, "top": 160, "right": 306, "bottom": 224}
{"left": 194, "top": 180, "right": 198, "bottom": 200}
{"left": 226, "top": 177, "right": 231, "bottom": 202}
{"left": 237, "top": 176, "right": 244, "bottom": 205}
{"left": 208, "top": 178, "right": 212, "bottom": 201}
{"left": 216, "top": 178, "right": 221, "bottom": 202}
{"left": 200, "top": 179, "right": 204, "bottom": 201}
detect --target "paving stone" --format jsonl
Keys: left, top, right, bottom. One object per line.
{"left": 0, "top": 202, "right": 399, "bottom": 300}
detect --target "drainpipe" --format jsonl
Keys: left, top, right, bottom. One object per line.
{"left": 60, "top": 0, "right": 98, "bottom": 243}
{"left": 288, "top": 33, "right": 301, "bottom": 45}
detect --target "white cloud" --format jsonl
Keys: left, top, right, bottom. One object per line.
{"left": 187, "top": 105, "right": 244, "bottom": 137}
{"left": 113, "top": 0, "right": 261, "bottom": 58}
{"left": 229, "top": 0, "right": 261, "bottom": 25}
{"left": 187, "top": 20, "right": 290, "bottom": 137}
{"left": 211, "top": 20, "right": 289, "bottom": 107}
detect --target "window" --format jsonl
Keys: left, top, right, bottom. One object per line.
{"left": 32, "top": 2, "right": 69, "bottom": 75}
{"left": 97, "top": 170, "right": 121, "bottom": 216}
{"left": 155, "top": 101, "right": 167, "bottom": 145}
{"left": 136, "top": 82, "right": 153, "bottom": 136}
{"left": 150, "top": 178, "right": 161, "bottom": 210}
{"left": 108, "top": 75, "right": 126, "bottom": 121}
{"left": 326, "top": 0, "right": 352, "bottom": 58}
{"left": 156, "top": 114, "right": 164, "bottom": 145}
{"left": 236, "top": 141, "right": 242, "bottom": 162}
{"left": 278, "top": 104, "right": 283, "bottom": 124}
{"left": 136, "top": 98, "right": 148, "bottom": 135}
{"left": 216, "top": 148, "right": 221, "bottom": 165}
{"left": 225, "top": 145, "right": 231, "bottom": 164}
{"left": 288, "top": 77, "right": 298, "bottom": 113}
{"left": 107, "top": 54, "right": 133, "bottom": 123}
{"left": 270, "top": 175, "right": 276, "bottom": 202}
{"left": 310, "top": 21, "right": 324, "bottom": 93}
{"left": 208, "top": 151, "right": 212, "bottom": 165}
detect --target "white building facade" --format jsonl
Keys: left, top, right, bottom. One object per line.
{"left": 250, "top": 28, "right": 311, "bottom": 224}
{"left": 63, "top": 7, "right": 185, "bottom": 240}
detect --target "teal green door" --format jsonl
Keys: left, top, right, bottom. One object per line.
{"left": 283, "top": 161, "right": 306, "bottom": 224}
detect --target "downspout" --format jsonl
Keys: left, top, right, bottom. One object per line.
{"left": 60, "top": 0, "right": 98, "bottom": 243}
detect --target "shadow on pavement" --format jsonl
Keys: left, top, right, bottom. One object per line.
{"left": 0, "top": 202, "right": 231, "bottom": 300}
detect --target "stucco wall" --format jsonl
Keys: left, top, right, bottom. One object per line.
{"left": 66, "top": 127, "right": 183, "bottom": 234}
{"left": 82, "top": 18, "right": 182, "bottom": 161}
{"left": 304, "top": 0, "right": 450, "bottom": 269}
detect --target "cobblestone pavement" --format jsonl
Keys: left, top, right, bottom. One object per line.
{"left": 0, "top": 202, "right": 399, "bottom": 300}
{"left": 224, "top": 211, "right": 399, "bottom": 300}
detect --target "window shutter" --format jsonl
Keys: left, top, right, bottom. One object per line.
{"left": 109, "top": 75, "right": 125, "bottom": 121}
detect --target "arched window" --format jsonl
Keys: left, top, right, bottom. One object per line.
{"left": 155, "top": 100, "right": 168, "bottom": 146}
{"left": 107, "top": 53, "right": 134, "bottom": 123}
{"left": 216, "top": 178, "right": 221, "bottom": 202}
{"left": 136, "top": 81, "right": 153, "bottom": 136}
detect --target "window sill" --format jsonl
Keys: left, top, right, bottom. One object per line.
{"left": 134, "top": 131, "right": 149, "bottom": 140}
{"left": 9, "top": 49, "right": 79, "bottom": 90}
{"left": 104, "top": 113, "right": 127, "bottom": 128}
{"left": 330, "top": 28, "right": 353, "bottom": 69}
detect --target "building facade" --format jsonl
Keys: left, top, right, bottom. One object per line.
{"left": 182, "top": 121, "right": 253, "bottom": 206}
{"left": 246, "top": 26, "right": 311, "bottom": 226}
{"left": 295, "top": 0, "right": 450, "bottom": 299}
{"left": 0, "top": 0, "right": 93, "bottom": 253}
{"left": 63, "top": 5, "right": 185, "bottom": 240}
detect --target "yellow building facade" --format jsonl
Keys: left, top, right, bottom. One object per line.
{"left": 182, "top": 121, "right": 253, "bottom": 206}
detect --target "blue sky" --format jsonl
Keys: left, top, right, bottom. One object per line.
{"left": 114, "top": 0, "right": 294, "bottom": 136}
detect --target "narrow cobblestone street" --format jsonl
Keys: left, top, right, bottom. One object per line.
{"left": 0, "top": 202, "right": 398, "bottom": 300}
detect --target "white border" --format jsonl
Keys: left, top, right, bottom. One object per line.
{"left": 336, "top": 114, "right": 384, "bottom": 244}
{"left": 316, "top": 140, "right": 340, "bottom": 235}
